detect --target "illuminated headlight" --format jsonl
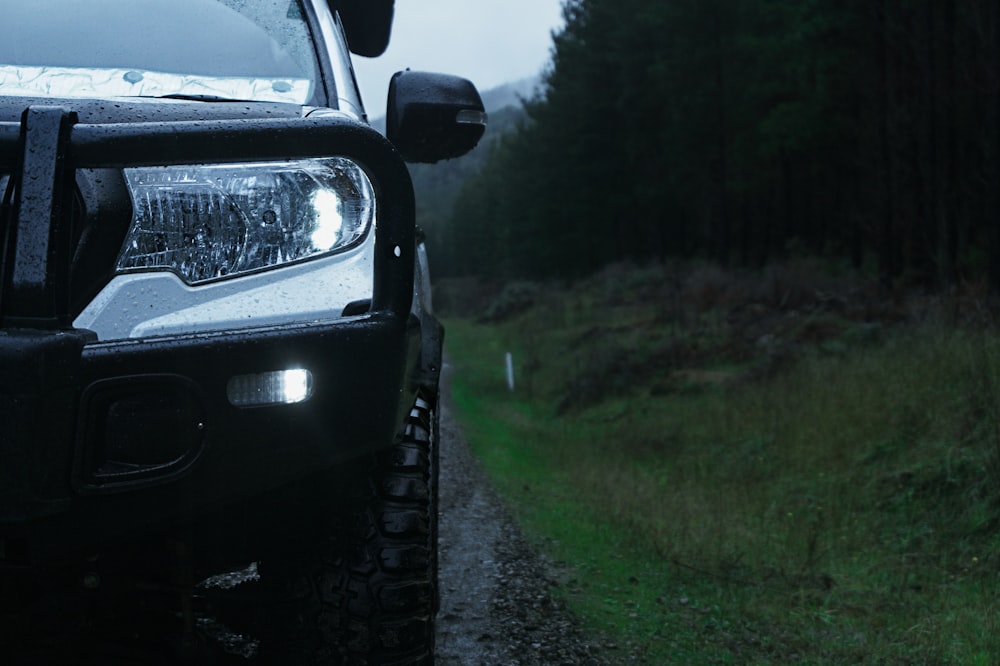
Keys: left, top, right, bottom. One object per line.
{"left": 118, "top": 158, "right": 374, "bottom": 284}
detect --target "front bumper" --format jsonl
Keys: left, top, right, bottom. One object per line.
{"left": 0, "top": 105, "right": 420, "bottom": 563}
{"left": 0, "top": 313, "right": 419, "bottom": 560}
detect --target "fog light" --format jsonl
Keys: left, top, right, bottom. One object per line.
{"left": 227, "top": 369, "right": 313, "bottom": 407}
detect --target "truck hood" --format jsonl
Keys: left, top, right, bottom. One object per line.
{"left": 0, "top": 95, "right": 309, "bottom": 124}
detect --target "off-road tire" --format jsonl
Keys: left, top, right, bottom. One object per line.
{"left": 259, "top": 393, "right": 438, "bottom": 665}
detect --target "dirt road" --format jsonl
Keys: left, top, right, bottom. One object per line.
{"left": 434, "top": 367, "right": 612, "bottom": 665}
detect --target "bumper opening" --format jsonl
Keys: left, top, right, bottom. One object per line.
{"left": 75, "top": 375, "right": 207, "bottom": 493}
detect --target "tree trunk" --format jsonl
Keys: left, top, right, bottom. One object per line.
{"left": 941, "top": 0, "right": 958, "bottom": 285}
{"left": 990, "top": 0, "right": 1000, "bottom": 294}
{"left": 876, "top": 0, "right": 897, "bottom": 287}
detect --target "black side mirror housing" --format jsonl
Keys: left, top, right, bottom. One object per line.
{"left": 386, "top": 71, "right": 487, "bottom": 164}
{"left": 335, "top": 0, "right": 394, "bottom": 57}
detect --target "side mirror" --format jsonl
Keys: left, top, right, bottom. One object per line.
{"left": 386, "top": 71, "right": 488, "bottom": 164}
{"left": 335, "top": 0, "right": 394, "bottom": 57}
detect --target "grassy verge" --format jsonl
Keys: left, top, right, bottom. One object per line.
{"left": 442, "top": 265, "right": 1000, "bottom": 664}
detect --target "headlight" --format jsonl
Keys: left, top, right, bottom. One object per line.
{"left": 118, "top": 157, "right": 374, "bottom": 284}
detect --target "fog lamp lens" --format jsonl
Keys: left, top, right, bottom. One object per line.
{"left": 227, "top": 369, "right": 313, "bottom": 407}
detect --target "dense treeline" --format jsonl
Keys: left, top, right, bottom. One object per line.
{"left": 434, "top": 0, "right": 1000, "bottom": 289}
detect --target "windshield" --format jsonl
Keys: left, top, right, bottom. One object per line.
{"left": 0, "top": 0, "right": 322, "bottom": 105}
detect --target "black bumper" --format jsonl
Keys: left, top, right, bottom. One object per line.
{"left": 0, "top": 313, "right": 421, "bottom": 559}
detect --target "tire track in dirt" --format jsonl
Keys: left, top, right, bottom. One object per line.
{"left": 435, "top": 365, "right": 613, "bottom": 665}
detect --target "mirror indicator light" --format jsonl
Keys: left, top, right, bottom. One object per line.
{"left": 455, "top": 109, "right": 488, "bottom": 126}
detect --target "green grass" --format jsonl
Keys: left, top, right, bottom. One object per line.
{"left": 442, "top": 276, "right": 1000, "bottom": 664}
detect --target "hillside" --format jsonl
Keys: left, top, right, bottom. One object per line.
{"left": 442, "top": 261, "right": 1000, "bottom": 663}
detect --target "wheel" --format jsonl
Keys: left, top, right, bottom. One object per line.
{"left": 258, "top": 394, "right": 438, "bottom": 665}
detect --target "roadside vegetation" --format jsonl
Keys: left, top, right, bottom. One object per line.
{"left": 419, "top": 1, "right": 1000, "bottom": 660}
{"left": 441, "top": 261, "right": 1000, "bottom": 664}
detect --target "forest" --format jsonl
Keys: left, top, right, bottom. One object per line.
{"left": 435, "top": 3, "right": 1000, "bottom": 660}
{"left": 428, "top": 0, "right": 1000, "bottom": 291}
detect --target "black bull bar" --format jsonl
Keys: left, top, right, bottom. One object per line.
{"left": 0, "top": 106, "right": 415, "bottom": 524}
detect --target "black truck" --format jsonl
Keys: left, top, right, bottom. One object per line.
{"left": 0, "top": 1, "right": 484, "bottom": 663}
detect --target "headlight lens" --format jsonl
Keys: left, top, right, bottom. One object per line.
{"left": 118, "top": 157, "right": 374, "bottom": 284}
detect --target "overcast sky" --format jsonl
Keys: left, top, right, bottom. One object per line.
{"left": 351, "top": 0, "right": 565, "bottom": 119}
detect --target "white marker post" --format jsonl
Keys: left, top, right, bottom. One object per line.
{"left": 505, "top": 352, "right": 515, "bottom": 392}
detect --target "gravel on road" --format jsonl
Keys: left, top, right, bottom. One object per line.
{"left": 435, "top": 367, "right": 620, "bottom": 665}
